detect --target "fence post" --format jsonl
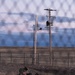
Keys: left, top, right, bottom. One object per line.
{"left": 52, "top": 51, "right": 53, "bottom": 66}
{"left": 37, "top": 53, "right": 39, "bottom": 65}
{"left": 0, "top": 52, "right": 1, "bottom": 63}
{"left": 31, "top": 53, "right": 33, "bottom": 65}
{"left": 68, "top": 52, "right": 69, "bottom": 68}
{"left": 24, "top": 53, "right": 25, "bottom": 65}
{"left": 10, "top": 52, "right": 12, "bottom": 64}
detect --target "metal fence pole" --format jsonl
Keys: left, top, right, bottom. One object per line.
{"left": 24, "top": 53, "right": 25, "bottom": 65}
{"left": 37, "top": 53, "right": 39, "bottom": 65}
{"left": 11, "top": 52, "right": 12, "bottom": 64}
{"left": 68, "top": 52, "right": 70, "bottom": 68}
{"left": 0, "top": 52, "right": 1, "bottom": 63}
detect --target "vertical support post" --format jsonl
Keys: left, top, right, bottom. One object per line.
{"left": 49, "top": 10, "right": 52, "bottom": 66}
{"left": 44, "top": 8, "right": 56, "bottom": 66}
{"left": 0, "top": 52, "right": 1, "bottom": 63}
{"left": 68, "top": 52, "right": 69, "bottom": 68}
{"left": 24, "top": 53, "right": 25, "bottom": 65}
{"left": 34, "top": 15, "right": 38, "bottom": 65}
{"left": 11, "top": 52, "right": 12, "bottom": 64}
{"left": 37, "top": 53, "right": 39, "bottom": 65}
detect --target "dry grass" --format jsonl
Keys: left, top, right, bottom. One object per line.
{"left": 0, "top": 47, "right": 75, "bottom": 75}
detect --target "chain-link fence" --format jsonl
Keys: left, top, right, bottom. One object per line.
{"left": 0, "top": 0, "right": 75, "bottom": 47}
{"left": 0, "top": 0, "right": 75, "bottom": 75}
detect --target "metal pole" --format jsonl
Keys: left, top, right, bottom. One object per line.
{"left": 44, "top": 8, "right": 56, "bottom": 66}
{"left": 49, "top": 10, "right": 52, "bottom": 66}
{"left": 34, "top": 15, "right": 38, "bottom": 65}
{"left": 44, "top": 9, "right": 52, "bottom": 65}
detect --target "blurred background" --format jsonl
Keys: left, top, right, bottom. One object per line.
{"left": 0, "top": 0, "right": 75, "bottom": 47}
{"left": 0, "top": 0, "right": 75, "bottom": 75}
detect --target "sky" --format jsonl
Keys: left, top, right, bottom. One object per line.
{"left": 0, "top": 0, "right": 75, "bottom": 47}
{"left": 0, "top": 0, "right": 75, "bottom": 32}
{"left": 0, "top": 0, "right": 75, "bottom": 16}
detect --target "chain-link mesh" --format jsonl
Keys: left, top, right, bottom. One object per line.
{"left": 0, "top": 0, "right": 75, "bottom": 47}
{"left": 0, "top": 0, "right": 75, "bottom": 75}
